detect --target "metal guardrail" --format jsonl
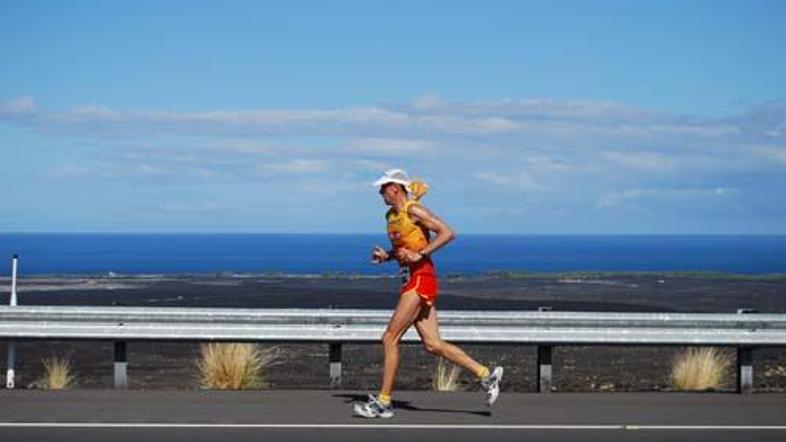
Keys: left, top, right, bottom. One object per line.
{"left": 1, "top": 305, "right": 784, "bottom": 393}
{"left": 1, "top": 306, "right": 785, "bottom": 344}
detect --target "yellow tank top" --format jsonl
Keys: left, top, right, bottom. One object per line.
{"left": 386, "top": 200, "right": 430, "bottom": 252}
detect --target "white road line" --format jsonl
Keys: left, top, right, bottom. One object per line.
{"left": 0, "top": 423, "right": 785, "bottom": 431}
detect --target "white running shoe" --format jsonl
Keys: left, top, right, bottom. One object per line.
{"left": 480, "top": 366, "right": 504, "bottom": 406}
{"left": 353, "top": 394, "right": 394, "bottom": 419}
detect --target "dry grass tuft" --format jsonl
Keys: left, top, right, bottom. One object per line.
{"left": 197, "top": 343, "right": 279, "bottom": 390}
{"left": 671, "top": 347, "right": 733, "bottom": 391}
{"left": 39, "top": 357, "right": 77, "bottom": 389}
{"left": 432, "top": 357, "right": 462, "bottom": 392}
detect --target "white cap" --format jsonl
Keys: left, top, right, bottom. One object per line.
{"left": 373, "top": 168, "right": 411, "bottom": 189}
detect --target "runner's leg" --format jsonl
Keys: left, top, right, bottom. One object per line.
{"left": 414, "top": 304, "right": 487, "bottom": 377}
{"left": 379, "top": 290, "right": 423, "bottom": 398}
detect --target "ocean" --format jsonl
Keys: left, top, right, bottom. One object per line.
{"left": 1, "top": 234, "right": 785, "bottom": 276}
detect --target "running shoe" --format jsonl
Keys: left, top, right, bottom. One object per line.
{"left": 480, "top": 366, "right": 504, "bottom": 406}
{"left": 353, "top": 394, "right": 394, "bottom": 419}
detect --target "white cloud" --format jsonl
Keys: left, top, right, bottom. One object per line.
{"left": 8, "top": 96, "right": 784, "bottom": 216}
{"left": 601, "top": 151, "right": 677, "bottom": 171}
{"left": 60, "top": 105, "right": 119, "bottom": 122}
{"left": 204, "top": 140, "right": 276, "bottom": 155}
{"left": 0, "top": 96, "right": 35, "bottom": 114}
{"left": 49, "top": 165, "right": 93, "bottom": 179}
{"left": 475, "top": 171, "right": 546, "bottom": 193}
{"left": 344, "top": 137, "right": 436, "bottom": 154}
{"left": 598, "top": 187, "right": 739, "bottom": 208}
{"left": 764, "top": 122, "right": 785, "bottom": 138}
{"left": 0, "top": 96, "right": 746, "bottom": 140}
{"left": 294, "top": 178, "right": 368, "bottom": 197}
{"left": 473, "top": 154, "right": 575, "bottom": 195}
{"left": 262, "top": 159, "right": 329, "bottom": 173}
{"left": 352, "top": 159, "right": 393, "bottom": 172}
{"left": 524, "top": 155, "right": 576, "bottom": 172}
{"left": 412, "top": 93, "right": 442, "bottom": 112}
{"left": 156, "top": 201, "right": 221, "bottom": 213}
{"left": 750, "top": 145, "right": 786, "bottom": 163}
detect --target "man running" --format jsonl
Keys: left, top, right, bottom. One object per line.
{"left": 353, "top": 169, "right": 503, "bottom": 419}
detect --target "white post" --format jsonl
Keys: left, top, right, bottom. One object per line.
{"left": 5, "top": 344, "right": 14, "bottom": 389}
{"left": 6, "top": 254, "right": 19, "bottom": 389}
{"left": 737, "top": 309, "right": 755, "bottom": 394}
{"left": 114, "top": 342, "right": 127, "bottom": 389}
{"left": 329, "top": 343, "right": 342, "bottom": 389}
{"left": 10, "top": 254, "right": 17, "bottom": 306}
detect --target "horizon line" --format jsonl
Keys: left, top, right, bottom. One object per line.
{"left": 2, "top": 231, "right": 786, "bottom": 237}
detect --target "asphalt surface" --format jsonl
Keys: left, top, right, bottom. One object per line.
{"left": 0, "top": 389, "right": 785, "bottom": 441}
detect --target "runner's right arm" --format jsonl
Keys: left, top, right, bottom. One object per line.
{"left": 371, "top": 245, "right": 395, "bottom": 264}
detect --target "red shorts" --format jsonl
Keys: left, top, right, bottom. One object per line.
{"left": 401, "top": 272, "right": 439, "bottom": 306}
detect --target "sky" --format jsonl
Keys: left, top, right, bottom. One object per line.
{"left": 1, "top": 0, "right": 785, "bottom": 234}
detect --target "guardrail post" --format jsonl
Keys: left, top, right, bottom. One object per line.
{"left": 537, "top": 345, "right": 552, "bottom": 393}
{"left": 9, "top": 254, "right": 18, "bottom": 307}
{"left": 5, "top": 254, "right": 19, "bottom": 389}
{"left": 5, "top": 343, "right": 15, "bottom": 389}
{"left": 737, "top": 346, "right": 753, "bottom": 394}
{"left": 736, "top": 308, "right": 755, "bottom": 394}
{"left": 329, "top": 343, "right": 342, "bottom": 389}
{"left": 114, "top": 342, "right": 127, "bottom": 389}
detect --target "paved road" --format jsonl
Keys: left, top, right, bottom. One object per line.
{"left": 0, "top": 390, "right": 784, "bottom": 441}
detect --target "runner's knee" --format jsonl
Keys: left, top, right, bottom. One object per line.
{"left": 382, "top": 330, "right": 400, "bottom": 347}
{"left": 422, "top": 338, "right": 444, "bottom": 355}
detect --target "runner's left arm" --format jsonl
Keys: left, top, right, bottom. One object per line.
{"left": 407, "top": 204, "right": 455, "bottom": 259}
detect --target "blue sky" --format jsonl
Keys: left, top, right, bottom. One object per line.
{"left": 1, "top": 0, "right": 785, "bottom": 234}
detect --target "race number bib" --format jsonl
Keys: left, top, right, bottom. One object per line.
{"left": 400, "top": 267, "right": 411, "bottom": 285}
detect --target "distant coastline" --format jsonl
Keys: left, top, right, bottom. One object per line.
{"left": 2, "top": 270, "right": 786, "bottom": 297}
{"left": 2, "top": 233, "right": 786, "bottom": 276}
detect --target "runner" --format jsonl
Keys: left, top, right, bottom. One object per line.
{"left": 353, "top": 169, "right": 503, "bottom": 419}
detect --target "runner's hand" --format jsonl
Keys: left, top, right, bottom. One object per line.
{"left": 395, "top": 247, "right": 422, "bottom": 264}
{"left": 371, "top": 245, "right": 389, "bottom": 264}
